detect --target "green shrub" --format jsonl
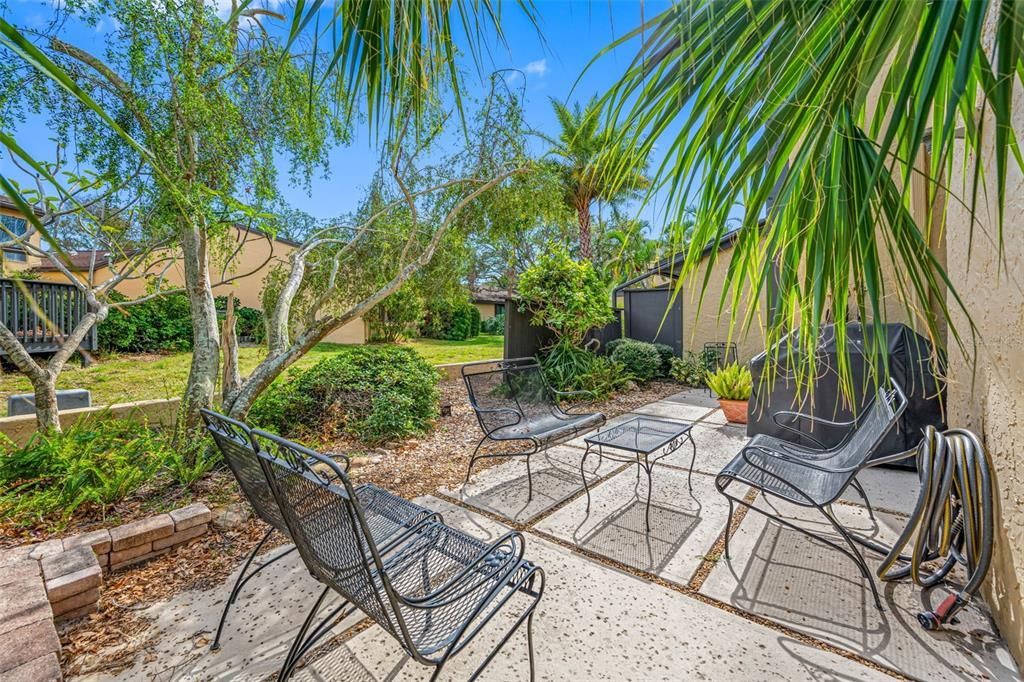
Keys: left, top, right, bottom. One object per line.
{"left": 421, "top": 300, "right": 480, "bottom": 341}
{"left": 653, "top": 343, "right": 675, "bottom": 376}
{"left": 539, "top": 339, "right": 630, "bottom": 400}
{"left": 611, "top": 339, "right": 662, "bottom": 382}
{"left": 669, "top": 351, "right": 709, "bottom": 386}
{"left": 706, "top": 363, "right": 752, "bottom": 400}
{"left": 604, "top": 337, "right": 626, "bottom": 356}
{"left": 0, "top": 415, "right": 178, "bottom": 528}
{"left": 249, "top": 345, "right": 440, "bottom": 444}
{"left": 517, "top": 245, "right": 613, "bottom": 344}
{"left": 481, "top": 312, "right": 505, "bottom": 335}
{"left": 367, "top": 286, "right": 425, "bottom": 342}
{"left": 98, "top": 292, "right": 194, "bottom": 353}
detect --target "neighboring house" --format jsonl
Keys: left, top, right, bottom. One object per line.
{"left": 27, "top": 222, "right": 366, "bottom": 344}
{"left": 0, "top": 197, "right": 45, "bottom": 273}
{"left": 470, "top": 286, "right": 510, "bottom": 320}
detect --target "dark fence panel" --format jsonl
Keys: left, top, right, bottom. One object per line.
{"left": 587, "top": 317, "right": 622, "bottom": 354}
{"left": 0, "top": 278, "right": 96, "bottom": 354}
{"left": 624, "top": 288, "right": 683, "bottom": 356}
{"left": 503, "top": 299, "right": 555, "bottom": 359}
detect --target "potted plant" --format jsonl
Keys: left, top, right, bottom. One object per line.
{"left": 706, "top": 363, "right": 752, "bottom": 424}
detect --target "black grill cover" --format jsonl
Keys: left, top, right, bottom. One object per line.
{"left": 747, "top": 323, "right": 946, "bottom": 469}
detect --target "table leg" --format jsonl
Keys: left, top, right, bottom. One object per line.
{"left": 687, "top": 431, "right": 697, "bottom": 493}
{"left": 580, "top": 444, "right": 593, "bottom": 514}
{"left": 644, "top": 458, "right": 653, "bottom": 533}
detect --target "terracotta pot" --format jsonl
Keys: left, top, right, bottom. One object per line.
{"left": 718, "top": 398, "right": 749, "bottom": 424}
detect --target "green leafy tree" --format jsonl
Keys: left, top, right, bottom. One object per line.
{"left": 544, "top": 97, "right": 650, "bottom": 261}
{"left": 599, "top": 0, "right": 1024, "bottom": 392}
{"left": 517, "top": 245, "right": 614, "bottom": 345}
{"left": 1, "top": 1, "right": 345, "bottom": 430}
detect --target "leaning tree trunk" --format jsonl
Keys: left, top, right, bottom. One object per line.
{"left": 576, "top": 198, "right": 593, "bottom": 261}
{"left": 31, "top": 374, "right": 60, "bottom": 432}
{"left": 180, "top": 221, "right": 221, "bottom": 432}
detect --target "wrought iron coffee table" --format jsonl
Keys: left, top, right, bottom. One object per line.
{"left": 580, "top": 417, "right": 696, "bottom": 532}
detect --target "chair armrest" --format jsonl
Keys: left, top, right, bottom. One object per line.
{"left": 400, "top": 531, "right": 526, "bottom": 607}
{"left": 771, "top": 410, "right": 857, "bottom": 450}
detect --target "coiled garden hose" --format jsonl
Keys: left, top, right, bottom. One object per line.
{"left": 854, "top": 426, "right": 995, "bottom": 631}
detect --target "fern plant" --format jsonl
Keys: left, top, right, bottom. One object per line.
{"left": 706, "top": 363, "right": 752, "bottom": 401}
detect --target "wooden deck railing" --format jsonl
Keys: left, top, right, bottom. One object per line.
{"left": 0, "top": 278, "right": 96, "bottom": 354}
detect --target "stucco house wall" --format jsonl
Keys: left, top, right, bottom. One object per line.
{"left": 473, "top": 301, "right": 497, "bottom": 320}
{"left": 942, "top": 32, "right": 1024, "bottom": 662}
{"left": 30, "top": 224, "right": 367, "bottom": 345}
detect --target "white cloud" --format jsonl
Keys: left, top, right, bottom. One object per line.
{"left": 523, "top": 59, "right": 547, "bottom": 76}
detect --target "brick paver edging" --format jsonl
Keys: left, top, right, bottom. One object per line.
{"left": 0, "top": 502, "right": 212, "bottom": 680}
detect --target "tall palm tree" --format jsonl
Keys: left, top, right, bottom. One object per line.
{"left": 598, "top": 0, "right": 1023, "bottom": 392}
{"left": 544, "top": 97, "right": 650, "bottom": 261}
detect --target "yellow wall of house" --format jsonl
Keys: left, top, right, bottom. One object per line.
{"left": 32, "top": 225, "right": 367, "bottom": 345}
{"left": 941, "top": 19, "right": 1024, "bottom": 662}
{"left": 0, "top": 205, "right": 43, "bottom": 273}
{"left": 677, "top": 256, "right": 766, "bottom": 362}
{"left": 474, "top": 302, "right": 497, "bottom": 320}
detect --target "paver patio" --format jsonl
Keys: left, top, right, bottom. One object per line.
{"left": 73, "top": 390, "right": 1020, "bottom": 682}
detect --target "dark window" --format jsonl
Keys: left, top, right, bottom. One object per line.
{"left": 3, "top": 249, "right": 27, "bottom": 262}
{"left": 0, "top": 215, "right": 28, "bottom": 238}
{"left": 495, "top": 303, "right": 505, "bottom": 315}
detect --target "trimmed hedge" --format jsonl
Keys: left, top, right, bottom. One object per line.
{"left": 248, "top": 345, "right": 440, "bottom": 444}
{"left": 421, "top": 300, "right": 480, "bottom": 341}
{"left": 611, "top": 339, "right": 662, "bottom": 383}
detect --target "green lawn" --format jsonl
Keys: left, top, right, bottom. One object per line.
{"left": 0, "top": 336, "right": 504, "bottom": 407}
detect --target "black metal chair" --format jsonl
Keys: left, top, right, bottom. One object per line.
{"left": 200, "top": 409, "right": 437, "bottom": 653}
{"left": 253, "top": 430, "right": 546, "bottom": 681}
{"left": 703, "top": 341, "right": 738, "bottom": 395}
{"left": 715, "top": 380, "right": 908, "bottom": 610}
{"left": 462, "top": 358, "right": 605, "bottom": 499}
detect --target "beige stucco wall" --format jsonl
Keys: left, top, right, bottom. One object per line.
{"left": 679, "top": 254, "right": 766, "bottom": 361}
{"left": 32, "top": 225, "right": 367, "bottom": 345}
{"left": 474, "top": 302, "right": 497, "bottom": 320}
{"left": 943, "top": 40, "right": 1024, "bottom": 662}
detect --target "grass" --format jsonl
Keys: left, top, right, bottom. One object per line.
{"left": 0, "top": 335, "right": 504, "bottom": 407}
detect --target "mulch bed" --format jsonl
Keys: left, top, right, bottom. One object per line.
{"left": 54, "top": 378, "right": 685, "bottom": 677}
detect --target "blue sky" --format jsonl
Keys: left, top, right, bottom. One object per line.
{"left": 2, "top": 0, "right": 677, "bottom": 227}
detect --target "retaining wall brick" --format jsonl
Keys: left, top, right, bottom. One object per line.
{"left": 109, "top": 514, "right": 174, "bottom": 551}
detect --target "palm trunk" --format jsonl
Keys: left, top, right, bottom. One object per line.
{"left": 576, "top": 199, "right": 593, "bottom": 261}
{"left": 180, "top": 221, "right": 220, "bottom": 431}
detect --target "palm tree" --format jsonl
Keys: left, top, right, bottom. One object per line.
{"left": 598, "top": 0, "right": 1023, "bottom": 392}
{"left": 544, "top": 97, "right": 650, "bottom": 261}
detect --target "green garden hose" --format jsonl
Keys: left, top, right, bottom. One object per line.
{"left": 856, "top": 426, "right": 995, "bottom": 631}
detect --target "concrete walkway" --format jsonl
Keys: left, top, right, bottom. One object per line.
{"left": 75, "top": 390, "right": 1020, "bottom": 682}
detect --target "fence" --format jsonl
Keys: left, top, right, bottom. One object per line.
{"left": 0, "top": 278, "right": 96, "bottom": 354}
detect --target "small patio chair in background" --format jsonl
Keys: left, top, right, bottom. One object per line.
{"left": 703, "top": 341, "right": 738, "bottom": 396}
{"left": 714, "top": 380, "right": 908, "bottom": 610}
{"left": 200, "top": 409, "right": 437, "bottom": 653}
{"left": 254, "top": 430, "right": 546, "bottom": 681}
{"left": 462, "top": 357, "right": 605, "bottom": 499}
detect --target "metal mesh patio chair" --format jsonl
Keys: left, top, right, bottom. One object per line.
{"left": 253, "top": 429, "right": 546, "bottom": 681}
{"left": 715, "top": 380, "right": 908, "bottom": 609}
{"left": 462, "top": 357, "right": 605, "bottom": 498}
{"left": 200, "top": 409, "right": 437, "bottom": 653}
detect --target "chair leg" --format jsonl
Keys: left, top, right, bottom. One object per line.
{"left": 527, "top": 609, "right": 537, "bottom": 682}
{"left": 823, "top": 507, "right": 883, "bottom": 611}
{"left": 526, "top": 448, "right": 535, "bottom": 501}
{"left": 850, "top": 477, "right": 876, "bottom": 522}
{"left": 465, "top": 437, "right": 487, "bottom": 484}
{"left": 279, "top": 585, "right": 330, "bottom": 681}
{"left": 212, "top": 526, "right": 276, "bottom": 651}
{"left": 429, "top": 661, "right": 446, "bottom": 682}
{"left": 723, "top": 497, "right": 735, "bottom": 560}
